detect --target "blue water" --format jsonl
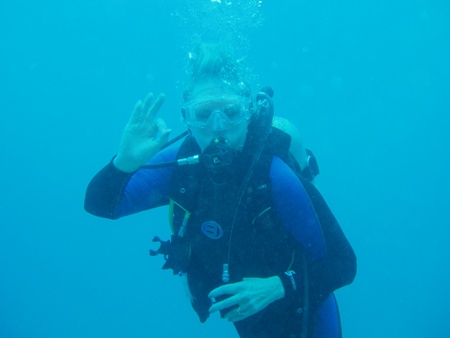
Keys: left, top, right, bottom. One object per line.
{"left": 1, "top": 1, "right": 449, "bottom": 337}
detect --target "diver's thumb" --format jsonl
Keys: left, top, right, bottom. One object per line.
{"left": 158, "top": 129, "right": 172, "bottom": 147}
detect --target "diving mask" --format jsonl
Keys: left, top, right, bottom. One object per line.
{"left": 183, "top": 95, "right": 251, "bottom": 129}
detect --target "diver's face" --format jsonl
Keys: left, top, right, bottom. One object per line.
{"left": 183, "top": 81, "right": 250, "bottom": 152}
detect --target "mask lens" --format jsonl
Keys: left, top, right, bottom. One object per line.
{"left": 193, "top": 102, "right": 217, "bottom": 122}
{"left": 223, "top": 103, "right": 241, "bottom": 120}
{"left": 184, "top": 96, "right": 250, "bottom": 128}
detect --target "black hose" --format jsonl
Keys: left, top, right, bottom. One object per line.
{"left": 160, "top": 130, "right": 189, "bottom": 150}
{"left": 140, "top": 130, "right": 190, "bottom": 170}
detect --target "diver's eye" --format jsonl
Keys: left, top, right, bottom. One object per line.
{"left": 223, "top": 104, "right": 241, "bottom": 119}
{"left": 194, "top": 107, "right": 212, "bottom": 121}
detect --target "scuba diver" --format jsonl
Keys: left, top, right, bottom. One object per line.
{"left": 84, "top": 43, "right": 356, "bottom": 338}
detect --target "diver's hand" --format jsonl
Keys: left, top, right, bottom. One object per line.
{"left": 208, "top": 276, "right": 285, "bottom": 322}
{"left": 114, "top": 93, "right": 171, "bottom": 173}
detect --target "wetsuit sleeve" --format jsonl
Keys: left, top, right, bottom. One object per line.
{"left": 84, "top": 147, "right": 178, "bottom": 219}
{"left": 84, "top": 159, "right": 135, "bottom": 219}
{"left": 299, "top": 176, "right": 357, "bottom": 310}
{"left": 270, "top": 157, "right": 356, "bottom": 311}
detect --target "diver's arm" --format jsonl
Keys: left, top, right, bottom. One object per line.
{"left": 271, "top": 157, "right": 356, "bottom": 311}
{"left": 299, "top": 177, "right": 357, "bottom": 310}
{"left": 85, "top": 92, "right": 175, "bottom": 219}
{"left": 84, "top": 147, "right": 177, "bottom": 219}
{"left": 84, "top": 158, "right": 135, "bottom": 219}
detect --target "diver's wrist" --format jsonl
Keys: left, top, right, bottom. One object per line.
{"left": 278, "top": 270, "right": 299, "bottom": 299}
{"left": 113, "top": 155, "right": 140, "bottom": 173}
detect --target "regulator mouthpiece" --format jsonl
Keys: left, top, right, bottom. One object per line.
{"left": 200, "top": 138, "right": 237, "bottom": 184}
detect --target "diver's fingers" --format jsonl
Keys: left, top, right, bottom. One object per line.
{"left": 153, "top": 117, "right": 168, "bottom": 133}
{"left": 145, "top": 93, "right": 165, "bottom": 123}
{"left": 209, "top": 283, "right": 239, "bottom": 299}
{"left": 209, "top": 294, "right": 240, "bottom": 314}
{"left": 141, "top": 92, "right": 155, "bottom": 117}
{"left": 128, "top": 100, "right": 143, "bottom": 124}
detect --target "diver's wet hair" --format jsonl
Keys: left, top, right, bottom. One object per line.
{"left": 183, "top": 43, "right": 251, "bottom": 101}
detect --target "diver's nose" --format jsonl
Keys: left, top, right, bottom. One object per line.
{"left": 210, "top": 111, "right": 226, "bottom": 131}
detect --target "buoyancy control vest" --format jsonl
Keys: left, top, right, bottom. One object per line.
{"left": 167, "top": 128, "right": 307, "bottom": 324}
{"left": 147, "top": 89, "right": 323, "bottom": 336}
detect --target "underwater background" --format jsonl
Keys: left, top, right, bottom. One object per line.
{"left": 1, "top": 0, "right": 449, "bottom": 337}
